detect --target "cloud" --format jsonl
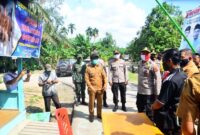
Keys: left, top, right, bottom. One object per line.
{"left": 60, "top": 0, "right": 146, "bottom": 47}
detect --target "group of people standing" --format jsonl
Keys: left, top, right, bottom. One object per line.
{"left": 4, "top": 46, "right": 200, "bottom": 135}
{"left": 72, "top": 50, "right": 128, "bottom": 122}
{"left": 137, "top": 47, "right": 200, "bottom": 135}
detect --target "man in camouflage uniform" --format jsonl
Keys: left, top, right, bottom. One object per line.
{"left": 72, "top": 54, "right": 87, "bottom": 105}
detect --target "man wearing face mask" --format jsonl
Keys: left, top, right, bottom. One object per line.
{"left": 38, "top": 64, "right": 61, "bottom": 113}
{"left": 193, "top": 53, "right": 200, "bottom": 71}
{"left": 91, "top": 49, "right": 109, "bottom": 108}
{"left": 85, "top": 52, "right": 107, "bottom": 122}
{"left": 136, "top": 47, "right": 161, "bottom": 120}
{"left": 109, "top": 50, "right": 128, "bottom": 112}
{"left": 4, "top": 60, "right": 29, "bottom": 91}
{"left": 151, "top": 49, "right": 187, "bottom": 135}
{"left": 180, "top": 49, "right": 199, "bottom": 78}
{"left": 72, "top": 54, "right": 87, "bottom": 105}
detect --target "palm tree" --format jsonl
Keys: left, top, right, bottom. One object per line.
{"left": 18, "top": 0, "right": 51, "bottom": 23}
{"left": 60, "top": 27, "right": 69, "bottom": 36}
{"left": 68, "top": 23, "right": 76, "bottom": 35}
{"left": 92, "top": 28, "right": 99, "bottom": 37}
{"left": 92, "top": 28, "right": 99, "bottom": 42}
{"left": 86, "top": 27, "right": 93, "bottom": 38}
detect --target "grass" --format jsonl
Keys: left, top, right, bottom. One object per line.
{"left": 0, "top": 75, "right": 3, "bottom": 84}
{"left": 29, "top": 95, "right": 43, "bottom": 105}
{"left": 128, "top": 71, "right": 138, "bottom": 84}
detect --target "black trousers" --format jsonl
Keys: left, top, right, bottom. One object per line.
{"left": 111, "top": 83, "right": 126, "bottom": 104}
{"left": 44, "top": 95, "right": 61, "bottom": 112}
{"left": 74, "top": 82, "right": 86, "bottom": 99}
{"left": 136, "top": 94, "right": 155, "bottom": 120}
{"left": 103, "top": 91, "right": 107, "bottom": 103}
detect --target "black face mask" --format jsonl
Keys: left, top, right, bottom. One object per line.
{"left": 77, "top": 58, "right": 82, "bottom": 63}
{"left": 163, "top": 62, "right": 171, "bottom": 71}
{"left": 157, "top": 56, "right": 161, "bottom": 60}
{"left": 151, "top": 56, "right": 156, "bottom": 61}
{"left": 180, "top": 59, "right": 189, "bottom": 67}
{"left": 45, "top": 70, "right": 51, "bottom": 75}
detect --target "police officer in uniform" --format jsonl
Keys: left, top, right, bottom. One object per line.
{"left": 109, "top": 50, "right": 128, "bottom": 112}
{"left": 137, "top": 47, "right": 161, "bottom": 120}
{"left": 72, "top": 54, "right": 87, "bottom": 105}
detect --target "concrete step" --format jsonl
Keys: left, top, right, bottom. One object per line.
{"left": 18, "top": 121, "right": 59, "bottom": 135}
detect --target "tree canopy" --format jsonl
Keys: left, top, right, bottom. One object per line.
{"left": 127, "top": 2, "right": 183, "bottom": 61}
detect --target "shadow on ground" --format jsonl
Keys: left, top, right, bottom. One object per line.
{"left": 26, "top": 106, "right": 43, "bottom": 113}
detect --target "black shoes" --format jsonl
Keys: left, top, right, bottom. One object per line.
{"left": 97, "top": 115, "right": 102, "bottom": 119}
{"left": 76, "top": 97, "right": 81, "bottom": 106}
{"left": 79, "top": 98, "right": 88, "bottom": 105}
{"left": 81, "top": 101, "right": 88, "bottom": 105}
{"left": 103, "top": 102, "right": 109, "bottom": 108}
{"left": 122, "top": 104, "right": 127, "bottom": 112}
{"left": 112, "top": 104, "right": 127, "bottom": 112}
{"left": 89, "top": 115, "right": 94, "bottom": 122}
{"left": 113, "top": 105, "right": 118, "bottom": 112}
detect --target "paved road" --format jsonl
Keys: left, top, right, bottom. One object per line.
{"left": 71, "top": 79, "right": 138, "bottom": 135}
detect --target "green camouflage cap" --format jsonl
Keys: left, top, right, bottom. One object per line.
{"left": 151, "top": 50, "right": 157, "bottom": 55}
{"left": 141, "top": 47, "right": 150, "bottom": 53}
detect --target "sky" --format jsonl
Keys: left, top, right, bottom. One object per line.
{"left": 60, "top": 0, "right": 200, "bottom": 48}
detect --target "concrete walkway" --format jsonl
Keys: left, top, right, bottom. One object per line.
{"left": 72, "top": 83, "right": 138, "bottom": 135}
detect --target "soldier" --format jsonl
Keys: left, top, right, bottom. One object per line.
{"left": 72, "top": 54, "right": 87, "bottom": 105}
{"left": 109, "top": 50, "right": 128, "bottom": 112}
{"left": 85, "top": 52, "right": 107, "bottom": 122}
{"left": 137, "top": 47, "right": 161, "bottom": 120}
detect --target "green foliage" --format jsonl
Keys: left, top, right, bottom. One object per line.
{"left": 128, "top": 72, "right": 138, "bottom": 84}
{"left": 23, "top": 58, "right": 42, "bottom": 70}
{"left": 93, "top": 32, "right": 117, "bottom": 61}
{"left": 86, "top": 27, "right": 99, "bottom": 41}
{"left": 27, "top": 0, "right": 73, "bottom": 68}
{"left": 127, "top": 2, "right": 183, "bottom": 61}
{"left": 70, "top": 34, "right": 91, "bottom": 59}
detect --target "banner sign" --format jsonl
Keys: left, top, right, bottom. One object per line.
{"left": 179, "top": 6, "right": 200, "bottom": 53}
{"left": 0, "top": 1, "right": 43, "bottom": 58}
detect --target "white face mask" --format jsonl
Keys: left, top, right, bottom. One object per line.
{"left": 114, "top": 54, "right": 120, "bottom": 59}
{"left": 141, "top": 55, "right": 146, "bottom": 61}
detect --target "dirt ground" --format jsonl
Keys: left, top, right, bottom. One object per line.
{"left": 0, "top": 71, "right": 75, "bottom": 119}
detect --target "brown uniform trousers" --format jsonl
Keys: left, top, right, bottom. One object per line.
{"left": 85, "top": 64, "right": 107, "bottom": 117}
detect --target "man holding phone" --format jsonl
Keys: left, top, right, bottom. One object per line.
{"left": 38, "top": 64, "right": 61, "bottom": 113}
{"left": 4, "top": 60, "right": 30, "bottom": 91}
